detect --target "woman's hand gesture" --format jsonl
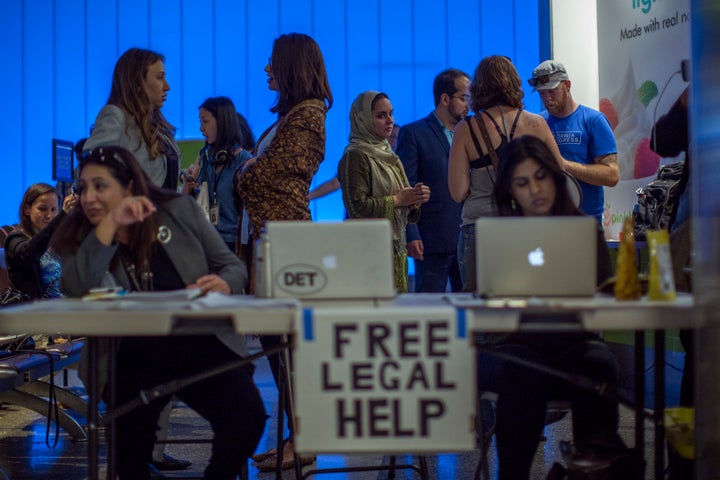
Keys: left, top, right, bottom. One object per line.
{"left": 62, "top": 193, "right": 79, "bottom": 214}
{"left": 110, "top": 196, "right": 156, "bottom": 227}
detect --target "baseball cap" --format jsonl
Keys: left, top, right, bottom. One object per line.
{"left": 529, "top": 60, "right": 570, "bottom": 92}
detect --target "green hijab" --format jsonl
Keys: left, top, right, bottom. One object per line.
{"left": 343, "top": 90, "right": 410, "bottom": 250}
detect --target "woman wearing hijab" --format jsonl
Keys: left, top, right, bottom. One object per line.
{"left": 338, "top": 91, "right": 430, "bottom": 292}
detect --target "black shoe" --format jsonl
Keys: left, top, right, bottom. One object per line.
{"left": 544, "top": 409, "right": 568, "bottom": 426}
{"left": 546, "top": 462, "right": 570, "bottom": 480}
{"left": 150, "top": 453, "right": 192, "bottom": 471}
{"left": 560, "top": 441, "right": 638, "bottom": 480}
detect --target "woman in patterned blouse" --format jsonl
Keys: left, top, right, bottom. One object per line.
{"left": 234, "top": 32, "right": 332, "bottom": 471}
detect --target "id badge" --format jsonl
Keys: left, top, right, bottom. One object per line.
{"left": 209, "top": 202, "right": 219, "bottom": 226}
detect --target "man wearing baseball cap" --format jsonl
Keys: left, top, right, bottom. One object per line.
{"left": 529, "top": 60, "right": 619, "bottom": 225}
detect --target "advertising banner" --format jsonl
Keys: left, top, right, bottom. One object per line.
{"left": 293, "top": 306, "right": 475, "bottom": 453}
{"left": 597, "top": 0, "right": 690, "bottom": 239}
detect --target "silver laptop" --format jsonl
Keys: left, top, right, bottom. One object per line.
{"left": 475, "top": 216, "right": 597, "bottom": 297}
{"left": 254, "top": 219, "right": 396, "bottom": 300}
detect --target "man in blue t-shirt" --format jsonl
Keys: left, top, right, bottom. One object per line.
{"left": 529, "top": 60, "right": 619, "bottom": 225}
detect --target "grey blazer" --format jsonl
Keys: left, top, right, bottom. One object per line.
{"left": 61, "top": 195, "right": 249, "bottom": 356}
{"left": 84, "top": 104, "right": 174, "bottom": 188}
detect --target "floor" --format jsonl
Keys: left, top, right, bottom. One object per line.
{"left": 0, "top": 338, "right": 665, "bottom": 480}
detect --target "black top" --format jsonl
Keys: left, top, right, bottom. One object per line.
{"left": 468, "top": 110, "right": 522, "bottom": 170}
{"left": 4, "top": 211, "right": 67, "bottom": 299}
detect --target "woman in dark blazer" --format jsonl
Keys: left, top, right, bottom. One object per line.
{"left": 53, "top": 146, "right": 266, "bottom": 480}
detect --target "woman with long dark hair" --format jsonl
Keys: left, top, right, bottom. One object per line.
{"left": 234, "top": 32, "right": 333, "bottom": 245}
{"left": 233, "top": 32, "right": 332, "bottom": 471}
{"left": 53, "top": 146, "right": 266, "bottom": 480}
{"left": 478, "top": 136, "right": 629, "bottom": 479}
{"left": 182, "top": 96, "right": 251, "bottom": 252}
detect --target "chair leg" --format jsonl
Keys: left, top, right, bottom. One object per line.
{"left": 418, "top": 455, "right": 429, "bottom": 480}
{"left": 476, "top": 431, "right": 492, "bottom": 480}
{"left": 476, "top": 396, "right": 494, "bottom": 480}
{"left": 239, "top": 460, "right": 248, "bottom": 480}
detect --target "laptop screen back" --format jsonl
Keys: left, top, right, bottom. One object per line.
{"left": 474, "top": 216, "right": 597, "bottom": 297}
{"left": 255, "top": 219, "right": 396, "bottom": 300}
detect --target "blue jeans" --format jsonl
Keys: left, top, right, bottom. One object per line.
{"left": 458, "top": 224, "right": 476, "bottom": 292}
{"left": 413, "top": 253, "right": 463, "bottom": 293}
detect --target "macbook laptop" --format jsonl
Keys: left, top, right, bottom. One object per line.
{"left": 254, "top": 219, "right": 396, "bottom": 300}
{"left": 474, "top": 216, "right": 598, "bottom": 297}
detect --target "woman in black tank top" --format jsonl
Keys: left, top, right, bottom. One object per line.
{"left": 448, "top": 55, "right": 570, "bottom": 292}
{"left": 448, "top": 56, "right": 527, "bottom": 292}
{"left": 465, "top": 108, "right": 522, "bottom": 171}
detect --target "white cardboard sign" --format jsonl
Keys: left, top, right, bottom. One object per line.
{"left": 293, "top": 305, "right": 476, "bottom": 453}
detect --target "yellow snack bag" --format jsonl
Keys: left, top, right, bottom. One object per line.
{"left": 614, "top": 217, "right": 642, "bottom": 300}
{"left": 647, "top": 229, "right": 676, "bottom": 301}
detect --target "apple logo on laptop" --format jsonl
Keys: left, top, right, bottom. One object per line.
{"left": 528, "top": 247, "right": 545, "bottom": 267}
{"left": 322, "top": 254, "right": 338, "bottom": 269}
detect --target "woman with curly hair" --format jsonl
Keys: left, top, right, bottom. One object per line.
{"left": 448, "top": 55, "right": 568, "bottom": 291}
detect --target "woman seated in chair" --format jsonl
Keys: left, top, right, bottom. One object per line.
{"left": 52, "top": 146, "right": 266, "bottom": 480}
{"left": 4, "top": 183, "right": 77, "bottom": 302}
{"left": 477, "top": 135, "right": 630, "bottom": 479}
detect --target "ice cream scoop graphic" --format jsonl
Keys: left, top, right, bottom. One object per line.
{"left": 611, "top": 60, "right": 654, "bottom": 180}
{"left": 634, "top": 137, "right": 661, "bottom": 178}
{"left": 600, "top": 98, "right": 619, "bottom": 130}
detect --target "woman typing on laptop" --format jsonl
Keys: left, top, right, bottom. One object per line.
{"left": 477, "top": 136, "right": 632, "bottom": 479}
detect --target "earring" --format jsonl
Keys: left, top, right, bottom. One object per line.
{"left": 511, "top": 199, "right": 517, "bottom": 212}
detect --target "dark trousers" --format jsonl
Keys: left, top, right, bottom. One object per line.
{"left": 113, "top": 336, "right": 267, "bottom": 480}
{"left": 259, "top": 334, "right": 294, "bottom": 437}
{"left": 413, "top": 252, "right": 463, "bottom": 293}
{"left": 477, "top": 338, "right": 623, "bottom": 480}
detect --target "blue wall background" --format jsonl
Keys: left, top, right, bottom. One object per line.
{"left": 0, "top": 0, "right": 546, "bottom": 225}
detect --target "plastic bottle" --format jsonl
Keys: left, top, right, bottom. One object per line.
{"left": 647, "top": 229, "right": 676, "bottom": 301}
